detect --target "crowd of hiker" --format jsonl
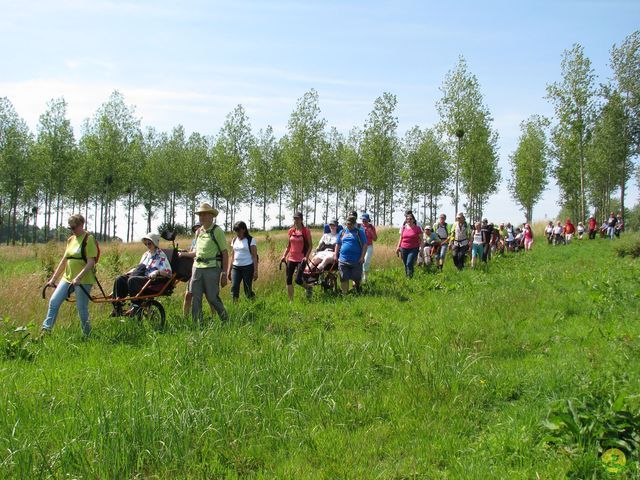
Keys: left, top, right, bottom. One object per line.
{"left": 41, "top": 205, "right": 628, "bottom": 337}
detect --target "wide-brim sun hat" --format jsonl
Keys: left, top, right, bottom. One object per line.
{"left": 195, "top": 203, "right": 219, "bottom": 217}
{"left": 141, "top": 232, "right": 160, "bottom": 247}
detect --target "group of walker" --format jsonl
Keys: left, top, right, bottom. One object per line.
{"left": 544, "top": 212, "right": 625, "bottom": 245}
{"left": 41, "top": 203, "right": 257, "bottom": 336}
{"left": 40, "top": 204, "right": 628, "bottom": 336}
{"left": 395, "top": 210, "right": 537, "bottom": 277}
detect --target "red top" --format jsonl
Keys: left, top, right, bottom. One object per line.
{"left": 565, "top": 222, "right": 575, "bottom": 234}
{"left": 588, "top": 218, "right": 596, "bottom": 230}
{"left": 363, "top": 223, "right": 377, "bottom": 246}
{"left": 287, "top": 227, "right": 312, "bottom": 262}
{"left": 400, "top": 225, "right": 422, "bottom": 249}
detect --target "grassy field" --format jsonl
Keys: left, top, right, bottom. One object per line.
{"left": 1, "top": 231, "right": 639, "bottom": 478}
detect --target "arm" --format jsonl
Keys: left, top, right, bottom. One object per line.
{"left": 227, "top": 246, "right": 235, "bottom": 278}
{"left": 220, "top": 250, "right": 229, "bottom": 287}
{"left": 47, "top": 257, "right": 68, "bottom": 286}
{"left": 250, "top": 244, "right": 258, "bottom": 280}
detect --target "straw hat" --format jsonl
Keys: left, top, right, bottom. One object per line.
{"left": 195, "top": 202, "right": 219, "bottom": 217}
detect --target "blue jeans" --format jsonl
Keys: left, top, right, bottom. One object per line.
{"left": 42, "top": 279, "right": 93, "bottom": 335}
{"left": 400, "top": 248, "right": 419, "bottom": 278}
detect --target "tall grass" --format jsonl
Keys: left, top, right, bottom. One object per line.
{"left": 0, "top": 233, "right": 639, "bottom": 478}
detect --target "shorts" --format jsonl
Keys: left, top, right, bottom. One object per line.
{"left": 472, "top": 243, "right": 483, "bottom": 258}
{"left": 338, "top": 261, "right": 363, "bottom": 282}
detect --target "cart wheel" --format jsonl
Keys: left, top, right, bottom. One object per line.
{"left": 137, "top": 300, "right": 166, "bottom": 331}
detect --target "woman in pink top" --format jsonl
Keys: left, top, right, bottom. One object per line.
{"left": 280, "top": 212, "right": 312, "bottom": 301}
{"left": 395, "top": 211, "right": 422, "bottom": 278}
{"left": 523, "top": 223, "right": 534, "bottom": 251}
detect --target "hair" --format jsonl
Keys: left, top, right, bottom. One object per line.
{"left": 475, "top": 221, "right": 482, "bottom": 230}
{"left": 68, "top": 214, "right": 85, "bottom": 228}
{"left": 233, "top": 221, "right": 248, "bottom": 237}
{"left": 405, "top": 212, "right": 416, "bottom": 224}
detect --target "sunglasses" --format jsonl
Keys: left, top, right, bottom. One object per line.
{"left": 143, "top": 240, "right": 154, "bottom": 246}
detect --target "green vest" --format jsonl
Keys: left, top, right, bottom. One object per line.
{"left": 195, "top": 225, "right": 226, "bottom": 268}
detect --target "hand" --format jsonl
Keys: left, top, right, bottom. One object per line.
{"left": 253, "top": 271, "right": 258, "bottom": 281}
{"left": 220, "top": 272, "right": 228, "bottom": 288}
{"left": 71, "top": 277, "right": 80, "bottom": 286}
{"left": 226, "top": 269, "right": 232, "bottom": 278}
{"left": 358, "top": 257, "right": 364, "bottom": 264}
{"left": 280, "top": 256, "right": 286, "bottom": 263}
{"left": 46, "top": 278, "right": 56, "bottom": 287}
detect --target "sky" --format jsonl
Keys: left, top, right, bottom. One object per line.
{"left": 1, "top": 0, "right": 638, "bottom": 234}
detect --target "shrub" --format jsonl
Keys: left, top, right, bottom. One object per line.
{"left": 1, "top": 318, "right": 38, "bottom": 361}
{"left": 614, "top": 237, "right": 640, "bottom": 258}
{"left": 542, "top": 390, "right": 640, "bottom": 476}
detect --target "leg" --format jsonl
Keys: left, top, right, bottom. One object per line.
{"left": 230, "top": 265, "right": 242, "bottom": 301}
{"left": 242, "top": 264, "right": 255, "bottom": 299}
{"left": 191, "top": 268, "right": 205, "bottom": 326}
{"left": 406, "top": 248, "right": 418, "bottom": 278}
{"left": 338, "top": 262, "right": 350, "bottom": 294}
{"left": 75, "top": 284, "right": 93, "bottom": 336}
{"left": 183, "top": 290, "right": 192, "bottom": 316}
{"left": 363, "top": 244, "right": 373, "bottom": 282}
{"left": 202, "top": 268, "right": 228, "bottom": 322}
{"left": 42, "top": 280, "right": 72, "bottom": 332}
{"left": 127, "top": 276, "right": 150, "bottom": 306}
{"left": 285, "top": 261, "right": 296, "bottom": 301}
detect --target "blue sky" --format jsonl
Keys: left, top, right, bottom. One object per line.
{"left": 1, "top": 0, "right": 638, "bottom": 227}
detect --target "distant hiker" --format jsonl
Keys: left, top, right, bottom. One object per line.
{"left": 280, "top": 212, "right": 312, "bottom": 301}
{"left": 395, "top": 211, "right": 422, "bottom": 278}
{"left": 361, "top": 213, "right": 377, "bottom": 282}
{"left": 553, "top": 221, "right": 564, "bottom": 245}
{"left": 480, "top": 218, "right": 492, "bottom": 262}
{"left": 471, "top": 221, "right": 483, "bottom": 268}
{"left": 607, "top": 212, "right": 617, "bottom": 239}
{"left": 420, "top": 225, "right": 438, "bottom": 267}
{"left": 564, "top": 218, "right": 576, "bottom": 244}
{"left": 577, "top": 222, "right": 585, "bottom": 240}
{"left": 615, "top": 213, "right": 624, "bottom": 238}
{"left": 309, "top": 219, "right": 339, "bottom": 272}
{"left": 433, "top": 213, "right": 450, "bottom": 271}
{"left": 228, "top": 221, "right": 258, "bottom": 302}
{"left": 335, "top": 215, "right": 368, "bottom": 294}
{"left": 41, "top": 214, "right": 98, "bottom": 337}
{"left": 523, "top": 223, "right": 534, "bottom": 251}
{"left": 545, "top": 221, "right": 554, "bottom": 244}
{"left": 505, "top": 223, "right": 516, "bottom": 252}
{"left": 450, "top": 213, "right": 470, "bottom": 270}
{"left": 588, "top": 215, "right": 597, "bottom": 240}
{"left": 179, "top": 203, "right": 229, "bottom": 325}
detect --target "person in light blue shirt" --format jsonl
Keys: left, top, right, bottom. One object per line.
{"left": 334, "top": 215, "right": 368, "bottom": 294}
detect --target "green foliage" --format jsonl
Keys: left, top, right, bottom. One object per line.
{"left": 436, "top": 56, "right": 500, "bottom": 220}
{"left": 542, "top": 389, "right": 640, "bottom": 478}
{"left": 0, "top": 318, "right": 38, "bottom": 361}
{"left": 614, "top": 237, "right": 640, "bottom": 258}
{"left": 546, "top": 43, "right": 597, "bottom": 223}
{"left": 509, "top": 115, "right": 550, "bottom": 221}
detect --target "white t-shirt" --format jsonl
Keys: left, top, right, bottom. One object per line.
{"left": 231, "top": 237, "right": 257, "bottom": 266}
{"left": 552, "top": 226, "right": 563, "bottom": 235}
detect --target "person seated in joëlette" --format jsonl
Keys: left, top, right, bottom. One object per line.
{"left": 111, "top": 233, "right": 172, "bottom": 316}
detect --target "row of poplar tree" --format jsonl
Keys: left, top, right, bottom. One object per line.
{"left": 0, "top": 32, "right": 638, "bottom": 245}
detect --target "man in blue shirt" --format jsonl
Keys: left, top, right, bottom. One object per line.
{"left": 334, "top": 215, "right": 368, "bottom": 294}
